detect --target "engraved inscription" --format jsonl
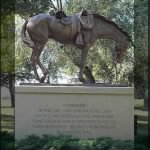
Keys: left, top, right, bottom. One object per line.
{"left": 31, "top": 103, "right": 117, "bottom": 136}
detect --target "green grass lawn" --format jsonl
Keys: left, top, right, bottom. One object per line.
{"left": 1, "top": 104, "right": 15, "bottom": 150}
{"left": 1, "top": 98, "right": 11, "bottom": 107}
{"left": 1, "top": 108, "right": 14, "bottom": 133}
{"left": 134, "top": 99, "right": 148, "bottom": 136}
{"left": 134, "top": 99, "right": 144, "bottom": 109}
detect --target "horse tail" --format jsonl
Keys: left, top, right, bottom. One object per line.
{"left": 21, "top": 19, "right": 35, "bottom": 48}
{"left": 129, "top": 38, "right": 136, "bottom": 48}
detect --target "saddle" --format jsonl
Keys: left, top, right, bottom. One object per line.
{"left": 49, "top": 9, "right": 94, "bottom": 27}
{"left": 75, "top": 10, "right": 94, "bottom": 46}
{"left": 77, "top": 10, "right": 94, "bottom": 30}
{"left": 49, "top": 10, "right": 72, "bottom": 25}
{"left": 49, "top": 9, "right": 94, "bottom": 47}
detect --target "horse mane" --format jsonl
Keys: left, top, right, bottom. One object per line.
{"left": 93, "top": 13, "right": 132, "bottom": 41}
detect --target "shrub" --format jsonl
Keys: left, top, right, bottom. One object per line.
{"left": 134, "top": 134, "right": 148, "bottom": 150}
{"left": 15, "top": 134, "right": 147, "bottom": 150}
{"left": 1, "top": 131, "right": 15, "bottom": 150}
{"left": 111, "top": 140, "right": 134, "bottom": 150}
{"left": 94, "top": 137, "right": 113, "bottom": 150}
{"left": 16, "top": 134, "right": 43, "bottom": 150}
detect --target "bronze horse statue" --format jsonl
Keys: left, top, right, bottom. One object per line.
{"left": 21, "top": 10, "right": 134, "bottom": 83}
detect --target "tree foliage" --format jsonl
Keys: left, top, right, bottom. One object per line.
{"left": 134, "top": 0, "right": 148, "bottom": 99}
{"left": 1, "top": 0, "right": 15, "bottom": 73}
{"left": 16, "top": 134, "right": 135, "bottom": 150}
{"left": 62, "top": 0, "right": 134, "bottom": 84}
{"left": 1, "top": 0, "right": 15, "bottom": 107}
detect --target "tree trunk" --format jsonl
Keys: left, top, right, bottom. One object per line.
{"left": 59, "top": 0, "right": 63, "bottom": 10}
{"left": 144, "top": 89, "right": 148, "bottom": 110}
{"left": 56, "top": 0, "right": 60, "bottom": 9}
{"left": 8, "top": 73, "right": 15, "bottom": 107}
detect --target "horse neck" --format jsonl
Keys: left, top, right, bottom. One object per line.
{"left": 94, "top": 17, "right": 128, "bottom": 46}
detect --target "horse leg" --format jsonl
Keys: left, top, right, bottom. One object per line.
{"left": 73, "top": 60, "right": 95, "bottom": 83}
{"left": 84, "top": 66, "right": 95, "bottom": 83}
{"left": 79, "top": 48, "right": 89, "bottom": 83}
{"left": 37, "top": 60, "right": 48, "bottom": 83}
{"left": 30, "top": 50, "right": 40, "bottom": 81}
{"left": 36, "top": 42, "right": 48, "bottom": 83}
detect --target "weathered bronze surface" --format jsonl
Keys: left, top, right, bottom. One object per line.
{"left": 21, "top": 10, "right": 133, "bottom": 83}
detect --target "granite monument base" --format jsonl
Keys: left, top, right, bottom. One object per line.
{"left": 15, "top": 85, "right": 134, "bottom": 140}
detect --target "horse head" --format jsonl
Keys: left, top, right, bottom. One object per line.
{"left": 93, "top": 13, "right": 133, "bottom": 64}
{"left": 113, "top": 40, "right": 129, "bottom": 63}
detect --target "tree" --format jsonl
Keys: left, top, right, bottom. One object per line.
{"left": 1, "top": 0, "right": 15, "bottom": 107}
{"left": 134, "top": 0, "right": 148, "bottom": 108}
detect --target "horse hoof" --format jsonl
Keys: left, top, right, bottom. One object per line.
{"left": 83, "top": 81, "right": 90, "bottom": 84}
{"left": 35, "top": 77, "right": 40, "bottom": 82}
{"left": 40, "top": 76, "right": 46, "bottom": 83}
{"left": 44, "top": 70, "right": 48, "bottom": 75}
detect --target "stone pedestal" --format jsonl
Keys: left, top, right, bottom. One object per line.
{"left": 15, "top": 85, "right": 134, "bottom": 140}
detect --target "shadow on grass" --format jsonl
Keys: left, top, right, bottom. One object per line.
{"left": 135, "top": 134, "right": 149, "bottom": 150}
{"left": 1, "top": 131, "right": 15, "bottom": 150}
{"left": 1, "top": 114, "right": 14, "bottom": 124}
{"left": 1, "top": 126, "right": 14, "bottom": 130}
{"left": 137, "top": 122, "right": 148, "bottom": 135}
{"left": 134, "top": 121, "right": 148, "bottom": 150}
